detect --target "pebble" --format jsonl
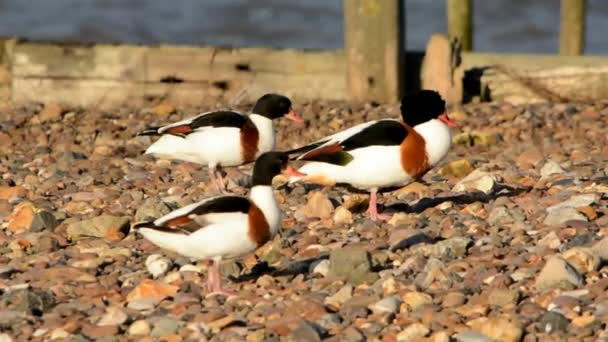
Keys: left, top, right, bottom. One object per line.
{"left": 97, "top": 306, "right": 128, "bottom": 326}
{"left": 535, "top": 256, "right": 584, "bottom": 291}
{"left": 540, "top": 160, "right": 566, "bottom": 178}
{"left": 309, "top": 259, "right": 330, "bottom": 277}
{"left": 128, "top": 320, "right": 151, "bottom": 336}
{"left": 540, "top": 311, "right": 569, "bottom": 333}
{"left": 368, "top": 296, "right": 401, "bottom": 315}
{"left": 543, "top": 208, "right": 588, "bottom": 226}
{"left": 324, "top": 284, "right": 353, "bottom": 309}
{"left": 452, "top": 169, "right": 498, "bottom": 194}
{"left": 396, "top": 323, "right": 430, "bottom": 341}
{"left": 150, "top": 317, "right": 181, "bottom": 338}
{"left": 328, "top": 248, "right": 378, "bottom": 285}
{"left": 466, "top": 317, "right": 523, "bottom": 342}
{"left": 145, "top": 254, "right": 173, "bottom": 278}
{"left": 301, "top": 191, "right": 334, "bottom": 219}
{"left": 453, "top": 331, "right": 495, "bottom": 342}
{"left": 67, "top": 215, "right": 130, "bottom": 241}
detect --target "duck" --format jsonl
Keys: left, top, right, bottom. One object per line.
{"left": 137, "top": 94, "right": 303, "bottom": 193}
{"left": 286, "top": 90, "right": 457, "bottom": 221}
{"left": 132, "top": 152, "right": 304, "bottom": 295}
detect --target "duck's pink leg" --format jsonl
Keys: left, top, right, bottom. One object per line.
{"left": 367, "top": 188, "right": 392, "bottom": 221}
{"left": 205, "top": 260, "right": 237, "bottom": 297}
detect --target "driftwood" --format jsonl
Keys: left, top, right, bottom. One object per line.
{"left": 461, "top": 53, "right": 608, "bottom": 104}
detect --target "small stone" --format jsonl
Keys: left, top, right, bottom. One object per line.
{"left": 563, "top": 247, "right": 600, "bottom": 274}
{"left": 402, "top": 291, "right": 433, "bottom": 312}
{"left": 516, "top": 147, "right": 543, "bottom": 169}
{"left": 37, "top": 102, "right": 64, "bottom": 122}
{"left": 49, "top": 329, "right": 70, "bottom": 340}
{"left": 0, "top": 334, "right": 14, "bottom": 342}
{"left": 396, "top": 322, "right": 429, "bottom": 342}
{"left": 207, "top": 314, "right": 243, "bottom": 333}
{"left": 466, "top": 317, "right": 523, "bottom": 342}
{"left": 543, "top": 207, "right": 588, "bottom": 226}
{"left": 440, "top": 159, "right": 474, "bottom": 178}
{"left": 309, "top": 259, "right": 330, "bottom": 277}
{"left": 571, "top": 314, "right": 595, "bottom": 328}
{"left": 534, "top": 256, "right": 584, "bottom": 292}
{"left": 590, "top": 236, "right": 608, "bottom": 262}
{"left": 540, "top": 160, "right": 566, "bottom": 178}
{"left": 452, "top": 169, "right": 498, "bottom": 195}
{"left": 442, "top": 292, "right": 466, "bottom": 308}
{"left": 368, "top": 296, "right": 401, "bottom": 315}
{"left": 487, "top": 288, "right": 520, "bottom": 308}
{"left": 328, "top": 248, "right": 378, "bottom": 285}
{"left": 301, "top": 191, "right": 334, "bottom": 220}
{"left": 333, "top": 206, "right": 353, "bottom": 224}
{"left": 540, "top": 311, "right": 569, "bottom": 333}
{"left": 151, "top": 317, "right": 181, "bottom": 338}
{"left": 97, "top": 306, "right": 128, "bottom": 326}
{"left": 288, "top": 321, "right": 321, "bottom": 342}
{"left": 546, "top": 194, "right": 598, "bottom": 212}
{"left": 81, "top": 325, "right": 119, "bottom": 340}
{"left": 127, "top": 298, "right": 157, "bottom": 311}
{"left": 0, "top": 186, "right": 27, "bottom": 201}
{"left": 7, "top": 202, "right": 35, "bottom": 233}
{"left": 538, "top": 231, "right": 561, "bottom": 249}
{"left": 127, "top": 279, "right": 179, "bottom": 304}
{"left": 325, "top": 284, "right": 353, "bottom": 309}
{"left": 453, "top": 331, "right": 495, "bottom": 342}
{"left": 67, "top": 215, "right": 130, "bottom": 241}
{"left": 1, "top": 288, "right": 56, "bottom": 315}
{"left": 134, "top": 198, "right": 172, "bottom": 222}
{"left": 151, "top": 102, "right": 176, "bottom": 116}
{"left": 128, "top": 320, "right": 151, "bottom": 336}
{"left": 413, "top": 236, "right": 470, "bottom": 259}
{"left": 145, "top": 254, "right": 172, "bottom": 278}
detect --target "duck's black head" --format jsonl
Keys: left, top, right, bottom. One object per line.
{"left": 400, "top": 90, "right": 455, "bottom": 127}
{"left": 252, "top": 94, "right": 303, "bottom": 122}
{"left": 251, "top": 151, "right": 290, "bottom": 186}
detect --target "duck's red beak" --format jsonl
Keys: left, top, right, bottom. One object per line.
{"left": 282, "top": 165, "right": 306, "bottom": 177}
{"left": 439, "top": 112, "right": 458, "bottom": 128}
{"left": 285, "top": 109, "right": 304, "bottom": 123}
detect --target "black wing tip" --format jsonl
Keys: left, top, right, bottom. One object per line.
{"left": 136, "top": 127, "right": 161, "bottom": 136}
{"left": 131, "top": 220, "right": 157, "bottom": 230}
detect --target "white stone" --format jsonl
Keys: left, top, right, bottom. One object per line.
{"left": 145, "top": 254, "right": 172, "bottom": 278}
{"left": 452, "top": 170, "right": 498, "bottom": 195}
{"left": 368, "top": 296, "right": 402, "bottom": 315}
{"left": 97, "top": 306, "right": 128, "bottom": 326}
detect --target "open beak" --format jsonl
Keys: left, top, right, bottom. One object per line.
{"left": 282, "top": 164, "right": 306, "bottom": 177}
{"left": 285, "top": 109, "right": 304, "bottom": 123}
{"left": 439, "top": 112, "right": 458, "bottom": 128}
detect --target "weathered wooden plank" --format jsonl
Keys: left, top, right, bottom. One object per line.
{"left": 344, "top": 0, "right": 404, "bottom": 103}
{"left": 447, "top": 0, "right": 473, "bottom": 51}
{"left": 480, "top": 65, "right": 608, "bottom": 104}
{"left": 145, "top": 45, "right": 345, "bottom": 82}
{"left": 12, "top": 78, "right": 144, "bottom": 108}
{"left": 560, "top": 0, "right": 586, "bottom": 56}
{"left": 12, "top": 43, "right": 146, "bottom": 80}
{"left": 461, "top": 52, "right": 608, "bottom": 70}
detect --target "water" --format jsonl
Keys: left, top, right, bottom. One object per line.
{"left": 0, "top": 0, "right": 607, "bottom": 54}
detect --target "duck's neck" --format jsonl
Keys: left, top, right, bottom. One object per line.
{"left": 249, "top": 114, "right": 276, "bottom": 154}
{"left": 249, "top": 185, "right": 281, "bottom": 236}
{"left": 414, "top": 119, "right": 453, "bottom": 166}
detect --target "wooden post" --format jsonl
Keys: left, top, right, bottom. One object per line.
{"left": 447, "top": 0, "right": 473, "bottom": 51}
{"left": 560, "top": 0, "right": 586, "bottom": 56}
{"left": 344, "top": 0, "right": 404, "bottom": 103}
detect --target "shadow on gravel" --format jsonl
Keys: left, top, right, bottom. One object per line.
{"left": 229, "top": 253, "right": 330, "bottom": 283}
{"left": 384, "top": 184, "right": 532, "bottom": 214}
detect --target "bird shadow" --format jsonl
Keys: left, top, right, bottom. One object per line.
{"left": 228, "top": 252, "right": 330, "bottom": 283}
{"left": 383, "top": 183, "right": 532, "bottom": 214}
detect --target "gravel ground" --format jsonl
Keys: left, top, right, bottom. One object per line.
{"left": 0, "top": 97, "right": 607, "bottom": 341}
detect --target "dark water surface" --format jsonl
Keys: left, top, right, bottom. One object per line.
{"left": 0, "top": 0, "right": 606, "bottom": 54}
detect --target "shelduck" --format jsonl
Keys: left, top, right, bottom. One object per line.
{"left": 132, "top": 152, "right": 304, "bottom": 295}
{"left": 286, "top": 90, "right": 457, "bottom": 221}
{"left": 137, "top": 94, "right": 303, "bottom": 193}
